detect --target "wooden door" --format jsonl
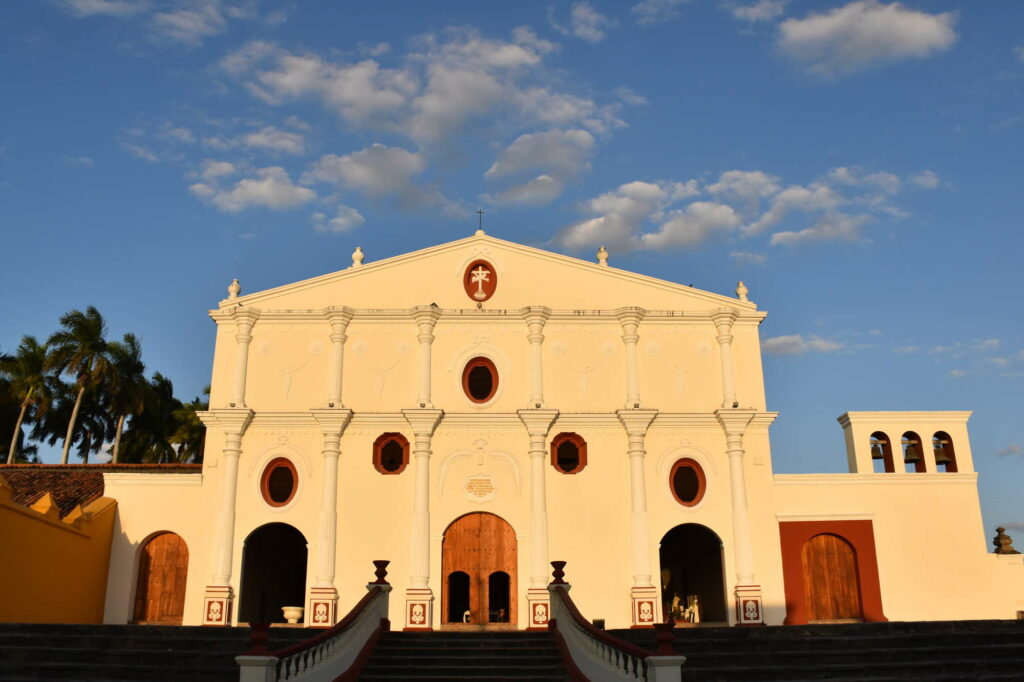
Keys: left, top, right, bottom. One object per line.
{"left": 134, "top": 532, "right": 189, "bottom": 624}
{"left": 441, "top": 513, "right": 517, "bottom": 625}
{"left": 801, "top": 533, "right": 862, "bottom": 622}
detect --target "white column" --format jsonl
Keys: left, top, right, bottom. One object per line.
{"left": 325, "top": 307, "right": 353, "bottom": 408}
{"left": 402, "top": 408, "right": 443, "bottom": 630}
{"left": 618, "top": 408, "right": 659, "bottom": 627}
{"left": 519, "top": 408, "right": 559, "bottom": 629}
{"left": 520, "top": 307, "right": 551, "bottom": 409}
{"left": 411, "top": 306, "right": 441, "bottom": 408}
{"left": 712, "top": 308, "right": 739, "bottom": 409}
{"left": 229, "top": 310, "right": 259, "bottom": 408}
{"left": 616, "top": 307, "right": 646, "bottom": 409}
{"left": 716, "top": 409, "right": 764, "bottom": 625}
{"left": 308, "top": 408, "right": 353, "bottom": 627}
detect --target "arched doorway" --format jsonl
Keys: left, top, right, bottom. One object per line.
{"left": 441, "top": 512, "right": 517, "bottom": 626}
{"left": 134, "top": 532, "right": 189, "bottom": 624}
{"left": 239, "top": 523, "right": 308, "bottom": 624}
{"left": 659, "top": 524, "right": 727, "bottom": 623}
{"left": 802, "top": 533, "right": 863, "bottom": 622}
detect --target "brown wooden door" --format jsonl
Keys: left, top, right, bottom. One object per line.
{"left": 441, "top": 513, "right": 517, "bottom": 625}
{"left": 801, "top": 533, "right": 862, "bottom": 622}
{"left": 134, "top": 532, "right": 189, "bottom": 624}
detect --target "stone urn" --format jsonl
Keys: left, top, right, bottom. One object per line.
{"left": 281, "top": 606, "right": 304, "bottom": 624}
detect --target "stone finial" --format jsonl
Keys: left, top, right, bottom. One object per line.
{"left": 475, "top": 228, "right": 486, "bottom": 237}
{"left": 227, "top": 278, "right": 240, "bottom": 299}
{"left": 736, "top": 281, "right": 749, "bottom": 302}
{"left": 994, "top": 527, "right": 1021, "bottom": 555}
{"left": 596, "top": 246, "right": 609, "bottom": 267}
{"left": 352, "top": 246, "right": 364, "bottom": 268}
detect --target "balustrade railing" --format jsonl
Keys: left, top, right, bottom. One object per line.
{"left": 547, "top": 561, "right": 686, "bottom": 682}
{"left": 237, "top": 560, "right": 391, "bottom": 682}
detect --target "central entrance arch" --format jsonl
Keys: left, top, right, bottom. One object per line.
{"left": 441, "top": 512, "right": 517, "bottom": 626}
{"left": 659, "top": 523, "right": 728, "bottom": 623}
{"left": 239, "top": 523, "right": 308, "bottom": 624}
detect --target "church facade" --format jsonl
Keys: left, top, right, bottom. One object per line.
{"left": 100, "top": 231, "right": 1023, "bottom": 631}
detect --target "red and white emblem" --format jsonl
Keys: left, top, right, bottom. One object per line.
{"left": 463, "top": 260, "right": 497, "bottom": 302}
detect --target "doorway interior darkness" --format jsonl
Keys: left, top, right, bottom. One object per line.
{"left": 659, "top": 523, "right": 727, "bottom": 623}
{"left": 441, "top": 512, "right": 517, "bottom": 626}
{"left": 238, "top": 523, "right": 308, "bottom": 624}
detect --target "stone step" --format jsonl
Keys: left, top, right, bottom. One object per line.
{"left": 680, "top": 643, "right": 1024, "bottom": 668}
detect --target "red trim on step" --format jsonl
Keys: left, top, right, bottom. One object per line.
{"left": 547, "top": 619, "right": 590, "bottom": 682}
{"left": 333, "top": 618, "right": 389, "bottom": 682}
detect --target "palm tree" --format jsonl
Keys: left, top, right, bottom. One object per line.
{"left": 169, "top": 386, "right": 209, "bottom": 463}
{"left": 0, "top": 336, "right": 52, "bottom": 464}
{"left": 119, "top": 373, "right": 180, "bottom": 463}
{"left": 46, "top": 307, "right": 113, "bottom": 464}
{"left": 105, "top": 333, "right": 146, "bottom": 463}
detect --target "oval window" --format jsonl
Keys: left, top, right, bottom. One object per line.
{"left": 373, "top": 433, "right": 410, "bottom": 475}
{"left": 670, "top": 459, "right": 705, "bottom": 507}
{"left": 462, "top": 357, "right": 498, "bottom": 403}
{"left": 261, "top": 458, "right": 297, "bottom": 507}
{"left": 551, "top": 433, "right": 587, "bottom": 474}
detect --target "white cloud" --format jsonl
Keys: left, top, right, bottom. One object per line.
{"left": 164, "top": 126, "right": 196, "bottom": 143}
{"left": 312, "top": 205, "right": 365, "bottom": 233}
{"left": 631, "top": 0, "right": 691, "bottom": 25}
{"left": 190, "top": 166, "right": 315, "bottom": 212}
{"left": 243, "top": 125, "right": 306, "bottom": 154}
{"left": 731, "top": 250, "right": 767, "bottom": 265}
{"left": 639, "top": 202, "right": 741, "bottom": 249}
{"left": 909, "top": 170, "right": 940, "bottom": 189}
{"left": 58, "top": 0, "right": 148, "bottom": 17}
{"left": 708, "top": 170, "right": 782, "bottom": 205}
{"left": 550, "top": 2, "right": 617, "bottom": 43}
{"left": 730, "top": 1, "right": 788, "bottom": 23}
{"left": 486, "top": 175, "right": 564, "bottom": 207}
{"left": 948, "top": 368, "right": 967, "bottom": 378}
{"left": 778, "top": 1, "right": 958, "bottom": 77}
{"left": 63, "top": 155, "right": 95, "bottom": 167}
{"left": 828, "top": 166, "right": 900, "bottom": 194}
{"left": 770, "top": 212, "right": 869, "bottom": 246}
{"left": 998, "top": 444, "right": 1023, "bottom": 458}
{"left": 743, "top": 183, "right": 843, "bottom": 235}
{"left": 122, "top": 143, "right": 160, "bottom": 162}
{"left": 150, "top": 1, "right": 229, "bottom": 47}
{"left": 970, "top": 338, "right": 1000, "bottom": 351}
{"left": 615, "top": 87, "right": 648, "bottom": 106}
{"left": 1014, "top": 46, "right": 1024, "bottom": 63}
{"left": 762, "top": 334, "right": 843, "bottom": 355}
{"left": 198, "top": 159, "right": 236, "bottom": 180}
{"left": 893, "top": 345, "right": 919, "bottom": 354}
{"left": 485, "top": 129, "right": 595, "bottom": 205}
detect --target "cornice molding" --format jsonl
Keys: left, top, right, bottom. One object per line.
{"left": 837, "top": 411, "right": 973, "bottom": 426}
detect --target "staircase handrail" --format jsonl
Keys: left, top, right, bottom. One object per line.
{"left": 238, "top": 560, "right": 391, "bottom": 682}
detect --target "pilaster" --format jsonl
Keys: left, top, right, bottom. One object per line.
{"left": 411, "top": 306, "right": 441, "bottom": 409}
{"left": 616, "top": 307, "right": 647, "bottom": 409}
{"left": 518, "top": 408, "right": 560, "bottom": 630}
{"left": 402, "top": 408, "right": 444, "bottom": 630}
{"left": 711, "top": 308, "right": 740, "bottom": 409}
{"left": 324, "top": 307, "right": 354, "bottom": 408}
{"left": 520, "top": 306, "right": 552, "bottom": 409}
{"left": 228, "top": 308, "right": 260, "bottom": 408}
{"left": 617, "top": 408, "right": 659, "bottom": 627}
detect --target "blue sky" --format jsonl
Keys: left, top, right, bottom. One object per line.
{"left": 2, "top": 0, "right": 1022, "bottom": 538}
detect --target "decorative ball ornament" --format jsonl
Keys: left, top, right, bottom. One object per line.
{"left": 227, "top": 278, "right": 240, "bottom": 299}
{"left": 736, "top": 281, "right": 749, "bottom": 302}
{"left": 597, "top": 246, "right": 609, "bottom": 267}
{"left": 352, "top": 246, "right": 364, "bottom": 268}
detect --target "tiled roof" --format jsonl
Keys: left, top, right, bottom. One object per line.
{"left": 0, "top": 464, "right": 201, "bottom": 518}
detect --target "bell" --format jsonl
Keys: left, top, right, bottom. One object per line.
{"left": 870, "top": 442, "right": 886, "bottom": 460}
{"left": 903, "top": 444, "right": 921, "bottom": 463}
{"left": 934, "top": 447, "right": 952, "bottom": 466}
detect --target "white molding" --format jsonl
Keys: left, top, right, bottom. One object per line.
{"left": 838, "top": 411, "right": 973, "bottom": 425}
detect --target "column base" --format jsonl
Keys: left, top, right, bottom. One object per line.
{"left": 202, "top": 585, "right": 233, "bottom": 626}
{"left": 734, "top": 584, "right": 764, "bottom": 626}
{"left": 630, "top": 585, "right": 660, "bottom": 628}
{"left": 308, "top": 586, "right": 338, "bottom": 628}
{"left": 526, "top": 587, "right": 551, "bottom": 631}
{"left": 403, "top": 587, "right": 434, "bottom": 631}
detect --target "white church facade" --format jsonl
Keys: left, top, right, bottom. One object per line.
{"left": 100, "top": 231, "right": 1024, "bottom": 631}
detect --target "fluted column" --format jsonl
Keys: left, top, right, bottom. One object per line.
{"left": 198, "top": 408, "right": 253, "bottom": 626}
{"left": 411, "top": 306, "right": 441, "bottom": 408}
{"left": 229, "top": 309, "right": 259, "bottom": 408}
{"left": 618, "top": 408, "right": 659, "bottom": 626}
{"left": 616, "top": 307, "right": 646, "bottom": 409}
{"left": 716, "top": 408, "right": 764, "bottom": 625}
{"left": 324, "top": 307, "right": 353, "bottom": 408}
{"left": 402, "top": 408, "right": 443, "bottom": 629}
{"left": 308, "top": 408, "right": 353, "bottom": 627}
{"left": 520, "top": 307, "right": 551, "bottom": 408}
{"left": 712, "top": 308, "right": 739, "bottom": 409}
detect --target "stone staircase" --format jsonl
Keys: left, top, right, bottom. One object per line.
{"left": 357, "top": 630, "right": 571, "bottom": 681}
{"left": 611, "top": 619, "right": 1024, "bottom": 681}
{"left": 0, "top": 622, "right": 308, "bottom": 681}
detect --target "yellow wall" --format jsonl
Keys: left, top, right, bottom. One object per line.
{"left": 0, "top": 475, "right": 116, "bottom": 624}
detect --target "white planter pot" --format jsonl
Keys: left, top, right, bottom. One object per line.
{"left": 282, "top": 606, "right": 304, "bottom": 624}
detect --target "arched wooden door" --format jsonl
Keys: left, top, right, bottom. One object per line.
{"left": 441, "top": 513, "right": 517, "bottom": 626}
{"left": 134, "top": 532, "right": 189, "bottom": 624}
{"left": 802, "top": 533, "right": 863, "bottom": 622}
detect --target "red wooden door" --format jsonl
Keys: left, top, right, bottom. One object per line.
{"left": 801, "top": 533, "right": 862, "bottom": 622}
{"left": 441, "top": 513, "right": 517, "bottom": 625}
{"left": 134, "top": 533, "right": 189, "bottom": 624}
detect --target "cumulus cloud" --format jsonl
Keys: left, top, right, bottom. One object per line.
{"left": 708, "top": 170, "right": 781, "bottom": 206}
{"left": 197, "top": 159, "right": 236, "bottom": 180}
{"left": 122, "top": 143, "right": 160, "bottom": 162}
{"left": 731, "top": 250, "right": 767, "bottom": 265}
{"left": 484, "top": 129, "right": 595, "bottom": 205}
{"left": 59, "top": 0, "right": 264, "bottom": 46}
{"left": 550, "top": 2, "right": 616, "bottom": 43}
{"left": 243, "top": 125, "right": 306, "bottom": 154}
{"left": 58, "top": 0, "right": 148, "bottom": 17}
{"left": 909, "top": 170, "right": 940, "bottom": 189}
{"left": 743, "top": 183, "right": 843, "bottom": 236}
{"left": 312, "top": 204, "right": 365, "bottom": 233}
{"left": 631, "top": 0, "right": 691, "bottom": 25}
{"left": 948, "top": 368, "right": 967, "bottom": 379}
{"left": 770, "top": 212, "right": 869, "bottom": 246}
{"left": 639, "top": 202, "right": 741, "bottom": 249}
{"left": 778, "top": 1, "right": 958, "bottom": 77}
{"left": 190, "top": 166, "right": 315, "bottom": 212}
{"left": 762, "top": 334, "right": 843, "bottom": 355}
{"left": 729, "top": 0, "right": 787, "bottom": 23}
{"left": 828, "top": 166, "right": 900, "bottom": 194}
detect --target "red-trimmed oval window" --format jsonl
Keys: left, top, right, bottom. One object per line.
{"left": 551, "top": 433, "right": 587, "bottom": 474}
{"left": 669, "top": 458, "right": 706, "bottom": 507}
{"left": 462, "top": 357, "right": 498, "bottom": 403}
{"left": 261, "top": 458, "right": 298, "bottom": 507}
{"left": 373, "top": 433, "right": 410, "bottom": 475}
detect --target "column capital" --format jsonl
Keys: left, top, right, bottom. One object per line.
{"left": 715, "top": 408, "right": 756, "bottom": 437}
{"left": 617, "top": 409, "right": 658, "bottom": 437}
{"left": 229, "top": 307, "right": 261, "bottom": 327}
{"left": 711, "top": 307, "right": 739, "bottom": 329}
{"left": 402, "top": 408, "right": 444, "bottom": 436}
{"left": 614, "top": 306, "right": 647, "bottom": 327}
{"left": 519, "top": 306, "right": 553, "bottom": 325}
{"left": 517, "top": 408, "right": 559, "bottom": 437}
{"left": 324, "top": 306, "right": 354, "bottom": 326}
{"left": 197, "top": 408, "right": 254, "bottom": 435}
{"left": 410, "top": 305, "right": 442, "bottom": 326}
{"left": 309, "top": 408, "right": 353, "bottom": 437}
